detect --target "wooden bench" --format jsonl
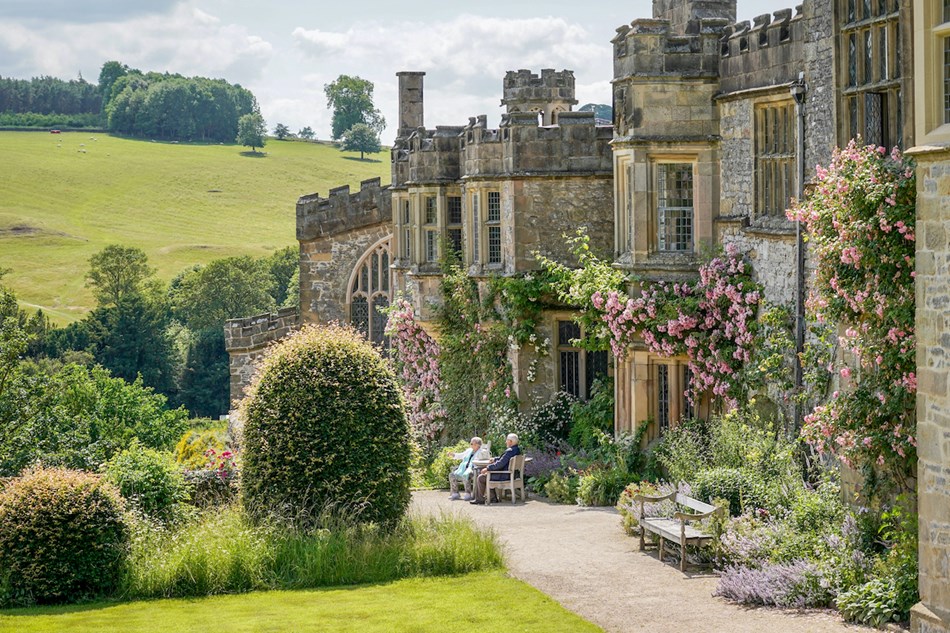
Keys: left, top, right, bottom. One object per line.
{"left": 633, "top": 490, "right": 723, "bottom": 572}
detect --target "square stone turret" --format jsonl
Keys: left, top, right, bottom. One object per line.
{"left": 501, "top": 68, "right": 578, "bottom": 126}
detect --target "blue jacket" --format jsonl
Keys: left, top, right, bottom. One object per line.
{"left": 487, "top": 444, "right": 521, "bottom": 481}
{"left": 453, "top": 448, "right": 476, "bottom": 478}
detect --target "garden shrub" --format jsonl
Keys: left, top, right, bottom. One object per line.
{"left": 173, "top": 426, "right": 228, "bottom": 469}
{"left": 616, "top": 481, "right": 664, "bottom": 534}
{"left": 240, "top": 324, "right": 411, "bottom": 528}
{"left": 103, "top": 441, "right": 189, "bottom": 521}
{"left": 653, "top": 417, "right": 711, "bottom": 483}
{"left": 576, "top": 464, "right": 633, "bottom": 507}
{"left": 693, "top": 467, "right": 766, "bottom": 516}
{"left": 543, "top": 471, "right": 579, "bottom": 504}
{"left": 422, "top": 440, "right": 469, "bottom": 489}
{"left": 714, "top": 561, "right": 833, "bottom": 608}
{"left": 568, "top": 377, "right": 614, "bottom": 449}
{"left": 0, "top": 467, "right": 129, "bottom": 606}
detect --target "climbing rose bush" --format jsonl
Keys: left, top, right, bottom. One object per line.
{"left": 789, "top": 141, "right": 916, "bottom": 475}
{"left": 592, "top": 247, "right": 761, "bottom": 408}
{"left": 386, "top": 300, "right": 447, "bottom": 443}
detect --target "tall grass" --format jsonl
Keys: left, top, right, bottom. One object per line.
{"left": 121, "top": 507, "right": 503, "bottom": 599}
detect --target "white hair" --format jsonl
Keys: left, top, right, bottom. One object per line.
{"left": 506, "top": 433, "right": 519, "bottom": 444}
{"left": 470, "top": 436, "right": 483, "bottom": 446}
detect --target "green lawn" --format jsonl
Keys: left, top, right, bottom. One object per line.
{"left": 0, "top": 572, "right": 602, "bottom": 633}
{"left": 0, "top": 132, "right": 389, "bottom": 323}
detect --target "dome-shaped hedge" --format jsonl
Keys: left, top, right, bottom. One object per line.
{"left": 0, "top": 467, "right": 129, "bottom": 606}
{"left": 240, "top": 324, "right": 411, "bottom": 527}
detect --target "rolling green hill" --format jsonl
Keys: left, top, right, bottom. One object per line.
{"left": 0, "top": 132, "right": 389, "bottom": 323}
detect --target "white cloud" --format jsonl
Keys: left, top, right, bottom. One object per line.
{"left": 288, "top": 14, "right": 611, "bottom": 136}
{"left": 0, "top": 3, "right": 273, "bottom": 84}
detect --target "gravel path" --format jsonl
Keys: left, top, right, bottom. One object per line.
{"left": 412, "top": 490, "right": 865, "bottom": 633}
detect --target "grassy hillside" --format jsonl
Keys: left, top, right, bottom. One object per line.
{"left": 0, "top": 132, "right": 389, "bottom": 323}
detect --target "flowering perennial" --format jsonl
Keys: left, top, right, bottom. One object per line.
{"left": 789, "top": 141, "right": 916, "bottom": 474}
{"left": 592, "top": 248, "right": 762, "bottom": 408}
{"left": 385, "top": 299, "right": 447, "bottom": 442}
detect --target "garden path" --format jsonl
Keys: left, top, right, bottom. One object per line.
{"left": 411, "top": 491, "right": 865, "bottom": 633}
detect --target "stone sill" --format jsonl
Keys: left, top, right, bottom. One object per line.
{"left": 743, "top": 222, "right": 797, "bottom": 238}
{"left": 911, "top": 602, "right": 950, "bottom": 633}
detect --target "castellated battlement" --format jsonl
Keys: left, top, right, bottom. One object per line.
{"left": 224, "top": 306, "right": 299, "bottom": 353}
{"left": 613, "top": 17, "right": 730, "bottom": 80}
{"left": 718, "top": 6, "right": 804, "bottom": 94}
{"left": 296, "top": 177, "right": 392, "bottom": 242}
{"left": 461, "top": 110, "right": 612, "bottom": 176}
{"left": 502, "top": 69, "right": 576, "bottom": 105}
{"left": 406, "top": 125, "right": 464, "bottom": 183}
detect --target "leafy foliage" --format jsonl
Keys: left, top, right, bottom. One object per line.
{"left": 103, "top": 442, "right": 189, "bottom": 521}
{"left": 0, "top": 362, "right": 188, "bottom": 476}
{"left": 273, "top": 123, "right": 291, "bottom": 140}
{"left": 170, "top": 256, "right": 275, "bottom": 331}
{"left": 86, "top": 244, "right": 156, "bottom": 307}
{"left": 340, "top": 122, "right": 381, "bottom": 159}
{"left": 236, "top": 113, "right": 267, "bottom": 152}
{"left": 241, "top": 324, "right": 411, "bottom": 528}
{"left": 173, "top": 425, "right": 228, "bottom": 470}
{"left": 324, "top": 75, "right": 385, "bottom": 140}
{"left": 0, "top": 467, "right": 129, "bottom": 606}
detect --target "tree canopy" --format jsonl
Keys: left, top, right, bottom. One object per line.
{"left": 273, "top": 123, "right": 291, "bottom": 140}
{"left": 236, "top": 113, "right": 267, "bottom": 152}
{"left": 340, "top": 122, "right": 381, "bottom": 160}
{"left": 297, "top": 126, "right": 315, "bottom": 140}
{"left": 86, "top": 245, "right": 155, "bottom": 307}
{"left": 324, "top": 75, "right": 385, "bottom": 141}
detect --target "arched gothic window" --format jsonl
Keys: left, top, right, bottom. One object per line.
{"left": 349, "top": 237, "right": 392, "bottom": 349}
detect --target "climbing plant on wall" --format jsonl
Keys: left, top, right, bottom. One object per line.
{"left": 789, "top": 141, "right": 917, "bottom": 481}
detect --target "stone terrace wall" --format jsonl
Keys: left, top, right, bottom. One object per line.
{"left": 224, "top": 307, "right": 299, "bottom": 407}
{"left": 911, "top": 145, "right": 950, "bottom": 633}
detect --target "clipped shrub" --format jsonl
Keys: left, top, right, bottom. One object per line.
{"left": 103, "top": 441, "right": 189, "bottom": 520}
{"left": 173, "top": 426, "right": 228, "bottom": 469}
{"left": 544, "top": 471, "right": 579, "bottom": 504}
{"left": 0, "top": 467, "right": 129, "bottom": 606}
{"left": 241, "top": 324, "right": 411, "bottom": 528}
{"left": 693, "top": 467, "right": 766, "bottom": 516}
{"left": 576, "top": 465, "right": 633, "bottom": 507}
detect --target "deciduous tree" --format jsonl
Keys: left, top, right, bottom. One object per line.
{"left": 236, "top": 112, "right": 267, "bottom": 152}
{"left": 86, "top": 245, "right": 155, "bottom": 307}
{"left": 324, "top": 75, "right": 385, "bottom": 141}
{"left": 340, "top": 123, "right": 381, "bottom": 160}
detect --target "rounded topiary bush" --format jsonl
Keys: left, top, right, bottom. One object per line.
{"left": 240, "top": 324, "right": 411, "bottom": 527}
{"left": 0, "top": 467, "right": 129, "bottom": 606}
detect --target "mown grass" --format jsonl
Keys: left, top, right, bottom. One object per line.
{"left": 0, "top": 132, "right": 389, "bottom": 323}
{"left": 0, "top": 571, "right": 603, "bottom": 633}
{"left": 121, "top": 507, "right": 504, "bottom": 599}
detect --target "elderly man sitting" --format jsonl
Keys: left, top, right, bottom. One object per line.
{"left": 470, "top": 433, "right": 521, "bottom": 505}
{"left": 448, "top": 436, "right": 483, "bottom": 501}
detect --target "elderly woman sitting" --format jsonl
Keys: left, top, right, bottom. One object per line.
{"left": 471, "top": 433, "right": 521, "bottom": 505}
{"left": 448, "top": 436, "right": 483, "bottom": 501}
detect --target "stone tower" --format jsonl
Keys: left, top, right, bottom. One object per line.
{"left": 501, "top": 68, "right": 577, "bottom": 126}
{"left": 652, "top": 0, "right": 736, "bottom": 34}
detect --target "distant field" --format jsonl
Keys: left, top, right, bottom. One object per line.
{"left": 0, "top": 132, "right": 389, "bottom": 323}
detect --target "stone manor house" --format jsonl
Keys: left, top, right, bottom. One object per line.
{"left": 224, "top": 0, "right": 950, "bottom": 630}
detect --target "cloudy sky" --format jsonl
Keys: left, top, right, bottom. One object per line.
{"left": 0, "top": 0, "right": 780, "bottom": 139}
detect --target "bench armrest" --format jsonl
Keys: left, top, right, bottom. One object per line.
{"left": 674, "top": 507, "right": 722, "bottom": 522}
{"left": 633, "top": 490, "right": 676, "bottom": 503}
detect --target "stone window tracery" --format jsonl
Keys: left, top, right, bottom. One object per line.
{"left": 755, "top": 101, "right": 796, "bottom": 218}
{"left": 655, "top": 163, "right": 694, "bottom": 253}
{"left": 487, "top": 191, "right": 501, "bottom": 265}
{"left": 557, "top": 320, "right": 609, "bottom": 400}
{"left": 349, "top": 238, "right": 393, "bottom": 349}
{"left": 447, "top": 195, "right": 463, "bottom": 255}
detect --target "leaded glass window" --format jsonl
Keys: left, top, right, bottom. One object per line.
{"left": 424, "top": 196, "right": 437, "bottom": 224}
{"left": 945, "top": 37, "right": 950, "bottom": 124}
{"left": 472, "top": 193, "right": 480, "bottom": 263}
{"left": 349, "top": 240, "right": 393, "bottom": 349}
{"left": 657, "top": 364, "right": 670, "bottom": 433}
{"left": 656, "top": 163, "right": 693, "bottom": 252}
{"left": 756, "top": 101, "right": 796, "bottom": 218}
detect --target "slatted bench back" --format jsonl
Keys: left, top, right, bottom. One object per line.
{"left": 675, "top": 493, "right": 717, "bottom": 515}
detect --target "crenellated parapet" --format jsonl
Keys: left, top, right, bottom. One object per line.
{"left": 296, "top": 177, "right": 392, "bottom": 242}
{"left": 406, "top": 125, "right": 464, "bottom": 184}
{"left": 224, "top": 306, "right": 299, "bottom": 353}
{"left": 461, "top": 115, "right": 503, "bottom": 176}
{"left": 500, "top": 110, "right": 613, "bottom": 174}
{"left": 718, "top": 6, "right": 804, "bottom": 94}
{"left": 613, "top": 17, "right": 730, "bottom": 80}
{"left": 501, "top": 69, "right": 577, "bottom": 126}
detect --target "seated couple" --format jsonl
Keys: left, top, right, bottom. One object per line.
{"left": 447, "top": 434, "right": 521, "bottom": 505}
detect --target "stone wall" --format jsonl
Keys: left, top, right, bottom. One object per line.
{"left": 509, "top": 175, "right": 614, "bottom": 273}
{"left": 300, "top": 223, "right": 391, "bottom": 325}
{"left": 718, "top": 98, "right": 754, "bottom": 218}
{"left": 910, "top": 145, "right": 950, "bottom": 633}
{"left": 651, "top": 0, "right": 736, "bottom": 33}
{"left": 800, "top": 0, "right": 835, "bottom": 179}
{"left": 718, "top": 7, "right": 804, "bottom": 95}
{"left": 224, "top": 307, "right": 299, "bottom": 407}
